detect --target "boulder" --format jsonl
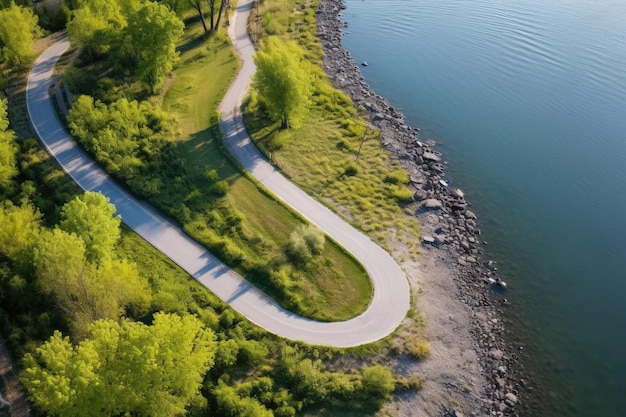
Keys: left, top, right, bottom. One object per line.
{"left": 451, "top": 188, "right": 465, "bottom": 198}
{"left": 423, "top": 151, "right": 441, "bottom": 162}
{"left": 422, "top": 199, "right": 442, "bottom": 210}
{"left": 504, "top": 392, "right": 518, "bottom": 407}
{"left": 422, "top": 235, "right": 435, "bottom": 244}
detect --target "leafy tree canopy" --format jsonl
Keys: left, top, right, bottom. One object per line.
{"left": 67, "top": 0, "right": 183, "bottom": 90}
{"left": 34, "top": 227, "right": 151, "bottom": 336}
{"left": 0, "top": 200, "right": 42, "bottom": 273}
{"left": 126, "top": 1, "right": 184, "bottom": 90}
{"left": 253, "top": 37, "right": 311, "bottom": 129}
{"left": 22, "top": 313, "right": 217, "bottom": 417}
{"left": 0, "top": 2, "right": 42, "bottom": 67}
{"left": 59, "top": 191, "right": 121, "bottom": 263}
{"left": 0, "top": 98, "right": 18, "bottom": 191}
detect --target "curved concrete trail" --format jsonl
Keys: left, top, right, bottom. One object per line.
{"left": 26, "top": 0, "right": 409, "bottom": 347}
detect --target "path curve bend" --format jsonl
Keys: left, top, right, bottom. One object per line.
{"left": 26, "top": 0, "right": 410, "bottom": 347}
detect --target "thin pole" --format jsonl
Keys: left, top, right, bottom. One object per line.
{"left": 355, "top": 125, "right": 369, "bottom": 160}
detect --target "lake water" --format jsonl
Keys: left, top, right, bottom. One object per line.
{"left": 340, "top": 0, "right": 626, "bottom": 416}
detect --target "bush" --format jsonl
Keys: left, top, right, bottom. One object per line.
{"left": 407, "top": 339, "right": 431, "bottom": 360}
{"left": 344, "top": 162, "right": 358, "bottom": 176}
{"left": 209, "top": 180, "right": 229, "bottom": 197}
{"left": 383, "top": 169, "right": 409, "bottom": 185}
{"left": 285, "top": 225, "right": 325, "bottom": 264}
{"left": 390, "top": 185, "right": 414, "bottom": 203}
{"left": 300, "top": 225, "right": 324, "bottom": 254}
{"left": 360, "top": 365, "right": 395, "bottom": 400}
{"left": 285, "top": 234, "right": 311, "bottom": 264}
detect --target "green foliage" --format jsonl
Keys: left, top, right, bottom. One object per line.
{"left": 126, "top": 1, "right": 184, "bottom": 90}
{"left": 214, "top": 382, "right": 274, "bottom": 417}
{"left": 384, "top": 169, "right": 409, "bottom": 185}
{"left": 244, "top": 0, "right": 422, "bottom": 255}
{"left": 34, "top": 0, "right": 70, "bottom": 32}
{"left": 67, "top": 0, "right": 183, "bottom": 89}
{"left": 407, "top": 339, "right": 431, "bottom": 360}
{"left": 0, "top": 99, "right": 18, "bottom": 191}
{"left": 344, "top": 162, "right": 359, "bottom": 176}
{"left": 22, "top": 313, "right": 216, "bottom": 417}
{"left": 285, "top": 224, "right": 325, "bottom": 264}
{"left": 361, "top": 365, "right": 395, "bottom": 400}
{"left": 59, "top": 192, "right": 121, "bottom": 263}
{"left": 36, "top": 195, "right": 151, "bottom": 336}
{"left": 67, "top": 0, "right": 129, "bottom": 57}
{"left": 253, "top": 37, "right": 311, "bottom": 128}
{"left": 67, "top": 95, "right": 178, "bottom": 192}
{"left": 0, "top": 3, "right": 42, "bottom": 67}
{"left": 0, "top": 200, "right": 42, "bottom": 274}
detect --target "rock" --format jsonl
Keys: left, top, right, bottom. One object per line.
{"left": 423, "top": 151, "right": 441, "bottom": 162}
{"left": 451, "top": 188, "right": 465, "bottom": 198}
{"left": 422, "top": 199, "right": 442, "bottom": 209}
{"left": 504, "top": 392, "right": 518, "bottom": 407}
{"left": 465, "top": 210, "right": 477, "bottom": 220}
{"left": 361, "top": 61, "right": 368, "bottom": 66}
{"left": 422, "top": 235, "right": 435, "bottom": 244}
{"left": 490, "top": 349, "right": 504, "bottom": 360}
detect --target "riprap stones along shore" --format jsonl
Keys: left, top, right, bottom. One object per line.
{"left": 316, "top": 1, "right": 525, "bottom": 416}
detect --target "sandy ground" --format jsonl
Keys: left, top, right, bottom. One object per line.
{"left": 388, "top": 247, "right": 491, "bottom": 417}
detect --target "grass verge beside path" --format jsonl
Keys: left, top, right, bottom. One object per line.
{"left": 245, "top": 0, "right": 422, "bottom": 257}
{"left": 153, "top": 16, "right": 372, "bottom": 321}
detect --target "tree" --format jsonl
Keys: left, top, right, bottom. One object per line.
{"left": 253, "top": 37, "right": 311, "bottom": 129}
{"left": 214, "top": 382, "right": 274, "bottom": 417}
{"left": 22, "top": 313, "right": 217, "bottom": 417}
{"left": 0, "top": 2, "right": 42, "bottom": 67}
{"left": 66, "top": 0, "right": 128, "bottom": 57}
{"left": 188, "top": 0, "right": 209, "bottom": 34}
{"left": 59, "top": 192, "right": 121, "bottom": 263}
{"left": 0, "top": 200, "right": 41, "bottom": 273}
{"left": 207, "top": 0, "right": 229, "bottom": 32}
{"left": 34, "top": 227, "right": 150, "bottom": 336}
{"left": 0, "top": 98, "right": 18, "bottom": 190}
{"left": 126, "top": 1, "right": 184, "bottom": 90}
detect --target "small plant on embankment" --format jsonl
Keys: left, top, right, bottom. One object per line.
{"left": 244, "top": 0, "right": 421, "bottom": 256}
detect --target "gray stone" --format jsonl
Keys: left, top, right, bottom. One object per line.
{"left": 422, "top": 199, "right": 442, "bottom": 209}
{"left": 422, "top": 235, "right": 435, "bottom": 244}
{"left": 423, "top": 151, "right": 441, "bottom": 162}
{"left": 489, "top": 349, "right": 504, "bottom": 360}
{"left": 504, "top": 392, "right": 518, "bottom": 406}
{"left": 451, "top": 188, "right": 464, "bottom": 198}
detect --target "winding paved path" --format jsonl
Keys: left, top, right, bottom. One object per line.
{"left": 25, "top": 0, "right": 409, "bottom": 347}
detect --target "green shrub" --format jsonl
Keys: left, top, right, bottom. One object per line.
{"left": 391, "top": 185, "right": 414, "bottom": 203}
{"left": 300, "top": 224, "right": 324, "bottom": 254}
{"left": 285, "top": 234, "right": 311, "bottom": 264}
{"left": 344, "top": 162, "right": 358, "bottom": 176}
{"left": 209, "top": 180, "right": 229, "bottom": 197}
{"left": 407, "top": 339, "right": 431, "bottom": 360}
{"left": 383, "top": 169, "right": 409, "bottom": 185}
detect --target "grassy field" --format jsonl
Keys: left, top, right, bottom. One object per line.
{"left": 155, "top": 16, "right": 372, "bottom": 321}
{"left": 244, "top": 0, "right": 422, "bottom": 257}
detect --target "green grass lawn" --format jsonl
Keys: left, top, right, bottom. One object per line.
{"left": 245, "top": 0, "right": 421, "bottom": 258}
{"left": 157, "top": 18, "right": 372, "bottom": 321}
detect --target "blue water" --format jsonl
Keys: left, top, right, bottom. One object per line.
{"left": 341, "top": 1, "right": 626, "bottom": 416}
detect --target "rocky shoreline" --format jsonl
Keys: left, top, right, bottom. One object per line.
{"left": 316, "top": 1, "right": 526, "bottom": 415}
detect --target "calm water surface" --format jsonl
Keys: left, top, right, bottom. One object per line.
{"left": 341, "top": 1, "right": 626, "bottom": 416}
